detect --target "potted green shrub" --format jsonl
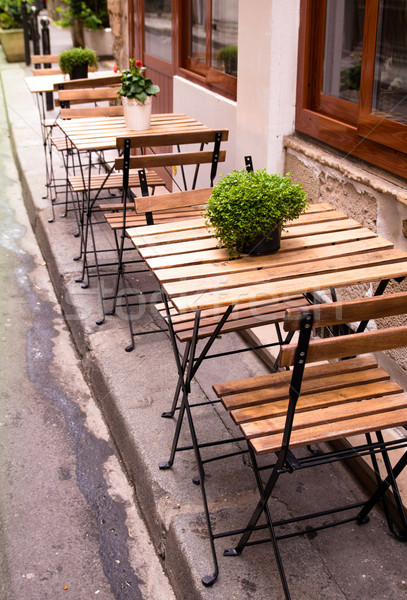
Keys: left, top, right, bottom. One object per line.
{"left": 0, "top": 0, "right": 30, "bottom": 62}
{"left": 116, "top": 58, "right": 160, "bottom": 130}
{"left": 203, "top": 168, "right": 308, "bottom": 257}
{"left": 58, "top": 46, "right": 98, "bottom": 79}
{"left": 217, "top": 45, "right": 237, "bottom": 76}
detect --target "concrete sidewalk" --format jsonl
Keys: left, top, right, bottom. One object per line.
{"left": 1, "top": 43, "right": 407, "bottom": 600}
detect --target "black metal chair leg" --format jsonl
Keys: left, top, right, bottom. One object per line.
{"left": 357, "top": 448, "right": 407, "bottom": 527}
{"left": 162, "top": 341, "right": 191, "bottom": 418}
{"left": 184, "top": 377, "right": 219, "bottom": 587}
{"left": 373, "top": 431, "right": 407, "bottom": 539}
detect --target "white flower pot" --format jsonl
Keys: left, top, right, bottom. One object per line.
{"left": 83, "top": 28, "right": 113, "bottom": 58}
{"left": 122, "top": 96, "right": 152, "bottom": 131}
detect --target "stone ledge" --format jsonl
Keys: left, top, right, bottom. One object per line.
{"left": 284, "top": 134, "right": 407, "bottom": 207}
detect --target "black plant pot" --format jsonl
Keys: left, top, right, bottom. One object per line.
{"left": 71, "top": 63, "right": 88, "bottom": 79}
{"left": 239, "top": 227, "right": 281, "bottom": 256}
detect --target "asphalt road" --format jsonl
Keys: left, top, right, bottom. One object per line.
{"left": 0, "top": 75, "right": 176, "bottom": 600}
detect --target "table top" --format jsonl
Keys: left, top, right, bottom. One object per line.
{"left": 56, "top": 113, "right": 214, "bottom": 151}
{"left": 25, "top": 70, "right": 117, "bottom": 94}
{"left": 127, "top": 202, "right": 407, "bottom": 314}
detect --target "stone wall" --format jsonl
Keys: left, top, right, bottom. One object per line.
{"left": 284, "top": 134, "right": 407, "bottom": 263}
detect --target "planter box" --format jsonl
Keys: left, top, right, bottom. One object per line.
{"left": 83, "top": 27, "right": 113, "bottom": 58}
{"left": 0, "top": 28, "right": 25, "bottom": 62}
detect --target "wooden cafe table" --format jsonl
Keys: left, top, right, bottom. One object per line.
{"left": 127, "top": 200, "right": 407, "bottom": 420}
{"left": 127, "top": 201, "right": 407, "bottom": 315}
{"left": 127, "top": 200, "right": 407, "bottom": 583}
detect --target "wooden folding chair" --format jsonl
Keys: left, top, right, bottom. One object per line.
{"left": 207, "top": 292, "right": 407, "bottom": 595}
{"left": 82, "top": 130, "right": 228, "bottom": 349}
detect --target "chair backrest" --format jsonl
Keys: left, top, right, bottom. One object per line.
{"left": 56, "top": 87, "right": 119, "bottom": 106}
{"left": 52, "top": 74, "right": 121, "bottom": 92}
{"left": 135, "top": 187, "right": 212, "bottom": 215}
{"left": 115, "top": 129, "right": 228, "bottom": 191}
{"left": 280, "top": 291, "right": 407, "bottom": 368}
{"left": 133, "top": 153, "right": 250, "bottom": 227}
{"left": 31, "top": 54, "right": 62, "bottom": 76}
{"left": 56, "top": 86, "right": 123, "bottom": 119}
{"left": 60, "top": 105, "right": 123, "bottom": 119}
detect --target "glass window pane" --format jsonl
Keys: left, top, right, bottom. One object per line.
{"left": 144, "top": 0, "right": 172, "bottom": 62}
{"left": 190, "top": 0, "right": 206, "bottom": 62}
{"left": 211, "top": 0, "right": 238, "bottom": 76}
{"left": 372, "top": 0, "right": 407, "bottom": 124}
{"left": 322, "top": 0, "right": 365, "bottom": 102}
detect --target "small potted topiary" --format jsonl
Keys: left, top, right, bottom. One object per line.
{"left": 58, "top": 47, "right": 98, "bottom": 79}
{"left": 217, "top": 45, "right": 237, "bottom": 76}
{"left": 203, "top": 168, "right": 308, "bottom": 257}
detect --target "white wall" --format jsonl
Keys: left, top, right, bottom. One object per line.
{"left": 173, "top": 77, "right": 237, "bottom": 187}
{"left": 172, "top": 0, "right": 301, "bottom": 182}
{"left": 236, "top": 0, "right": 301, "bottom": 174}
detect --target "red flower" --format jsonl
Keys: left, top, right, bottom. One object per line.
{"left": 135, "top": 60, "right": 143, "bottom": 68}
{"left": 113, "top": 64, "right": 118, "bottom": 73}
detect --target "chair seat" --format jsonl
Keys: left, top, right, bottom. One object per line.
{"left": 215, "top": 355, "right": 407, "bottom": 455}
{"left": 155, "top": 295, "right": 308, "bottom": 342}
{"left": 51, "top": 136, "right": 74, "bottom": 151}
{"left": 69, "top": 169, "right": 165, "bottom": 193}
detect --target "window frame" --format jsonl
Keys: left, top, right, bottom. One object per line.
{"left": 177, "top": 0, "right": 237, "bottom": 99}
{"left": 295, "top": 0, "right": 407, "bottom": 178}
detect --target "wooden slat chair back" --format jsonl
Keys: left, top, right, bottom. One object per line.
{"left": 212, "top": 291, "right": 407, "bottom": 598}
{"left": 102, "top": 129, "right": 228, "bottom": 226}
{"left": 31, "top": 54, "right": 62, "bottom": 76}
{"left": 56, "top": 87, "right": 122, "bottom": 119}
{"left": 115, "top": 129, "right": 228, "bottom": 190}
{"left": 103, "top": 187, "right": 213, "bottom": 231}
{"left": 56, "top": 87, "right": 120, "bottom": 106}
{"left": 52, "top": 74, "right": 122, "bottom": 92}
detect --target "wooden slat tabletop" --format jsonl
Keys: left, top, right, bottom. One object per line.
{"left": 56, "top": 113, "right": 213, "bottom": 151}
{"left": 126, "top": 203, "right": 407, "bottom": 313}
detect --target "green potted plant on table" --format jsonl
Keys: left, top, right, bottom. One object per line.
{"left": 217, "top": 45, "right": 237, "bottom": 76}
{"left": 0, "top": 0, "right": 30, "bottom": 62}
{"left": 58, "top": 46, "right": 98, "bottom": 79}
{"left": 115, "top": 58, "right": 160, "bottom": 130}
{"left": 203, "top": 168, "right": 308, "bottom": 257}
